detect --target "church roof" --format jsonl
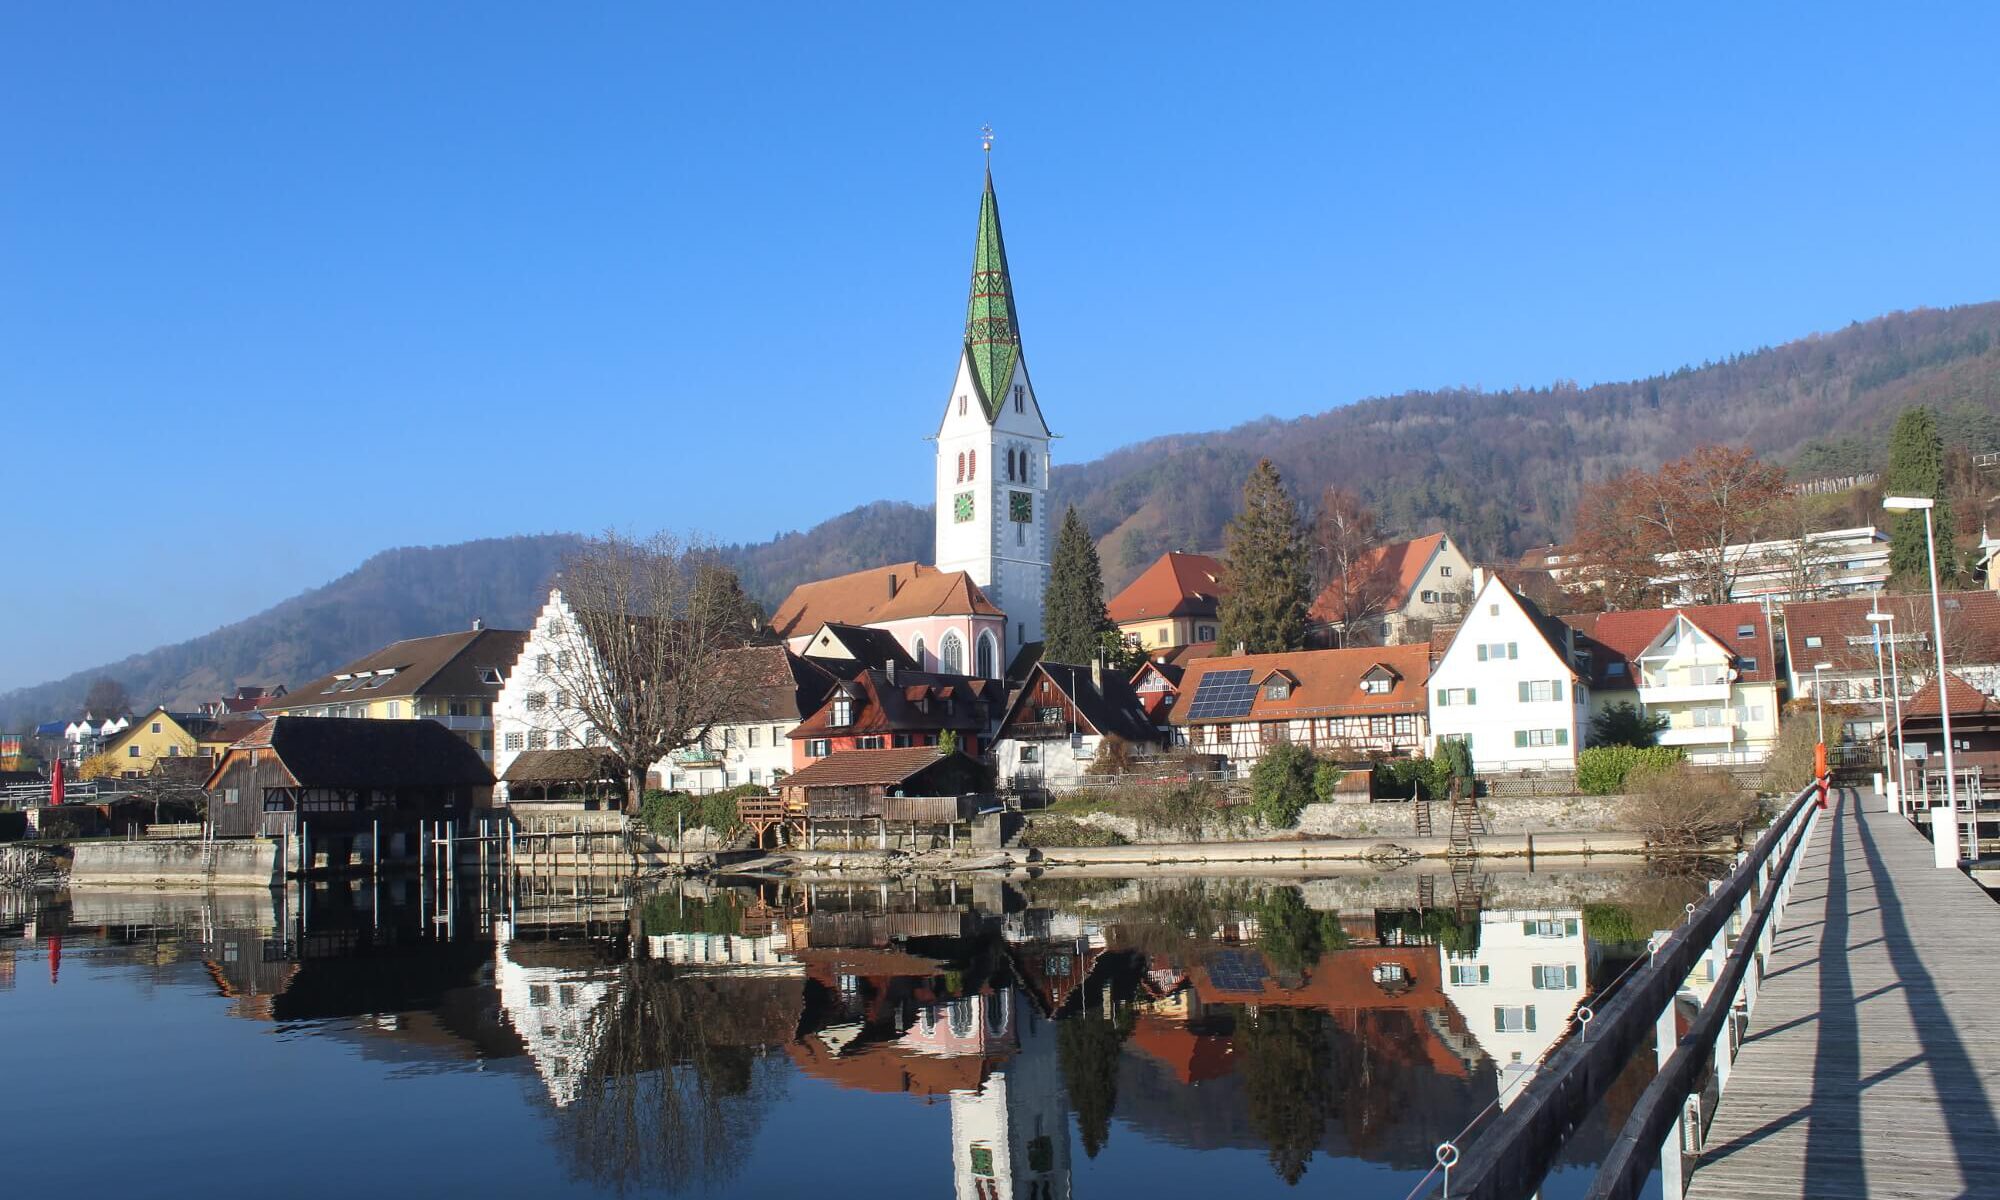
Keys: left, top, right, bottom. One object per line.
{"left": 963, "top": 163, "right": 1022, "bottom": 421}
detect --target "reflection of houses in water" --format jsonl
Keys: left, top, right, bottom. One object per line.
{"left": 647, "top": 927, "right": 804, "bottom": 976}
{"left": 1439, "top": 910, "right": 1592, "bottom": 1099}
{"left": 492, "top": 919, "right": 621, "bottom": 1108}
{"left": 948, "top": 1003, "right": 1071, "bottom": 1200}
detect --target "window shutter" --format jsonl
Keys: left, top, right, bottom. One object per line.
{"left": 1436, "top": 689, "right": 1449, "bottom": 707}
{"left": 1467, "top": 688, "right": 1477, "bottom": 705}
{"left": 1522, "top": 920, "right": 1536, "bottom": 936}
{"left": 1514, "top": 730, "right": 1527, "bottom": 749}
{"left": 1508, "top": 642, "right": 1519, "bottom": 660}
{"left": 1566, "top": 964, "right": 1578, "bottom": 988}
{"left": 1477, "top": 645, "right": 1488, "bottom": 662}
{"left": 1553, "top": 680, "right": 1563, "bottom": 701}
{"left": 1565, "top": 918, "right": 1579, "bottom": 936}
{"left": 1480, "top": 965, "right": 1490, "bottom": 983}
{"left": 1556, "top": 728, "right": 1569, "bottom": 746}
{"left": 1525, "top": 1006, "right": 1537, "bottom": 1032}
{"left": 1518, "top": 681, "right": 1531, "bottom": 702}
{"left": 1494, "top": 1006, "right": 1507, "bottom": 1029}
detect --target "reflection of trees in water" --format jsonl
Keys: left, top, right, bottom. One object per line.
{"left": 1058, "top": 1008, "right": 1133, "bottom": 1158}
{"left": 550, "top": 961, "right": 786, "bottom": 1195}
{"left": 1237, "top": 1006, "right": 1335, "bottom": 1186}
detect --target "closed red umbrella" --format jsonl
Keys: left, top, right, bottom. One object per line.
{"left": 49, "top": 758, "right": 64, "bottom": 807}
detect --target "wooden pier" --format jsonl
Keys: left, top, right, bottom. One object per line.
{"left": 1685, "top": 791, "right": 2000, "bottom": 1199}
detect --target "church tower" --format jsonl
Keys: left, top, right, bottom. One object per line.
{"left": 935, "top": 149, "right": 1052, "bottom": 656}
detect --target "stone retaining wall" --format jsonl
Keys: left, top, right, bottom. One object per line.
{"left": 69, "top": 839, "right": 280, "bottom": 888}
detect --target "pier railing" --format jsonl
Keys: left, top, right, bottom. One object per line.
{"left": 1404, "top": 782, "right": 1822, "bottom": 1200}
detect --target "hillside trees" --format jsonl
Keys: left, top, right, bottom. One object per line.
{"left": 83, "top": 678, "right": 132, "bottom": 717}
{"left": 1044, "top": 505, "right": 1115, "bottom": 666}
{"left": 1216, "top": 460, "right": 1311, "bottom": 654}
{"left": 1569, "top": 446, "right": 1791, "bottom": 607}
{"left": 1886, "top": 406, "right": 1959, "bottom": 588}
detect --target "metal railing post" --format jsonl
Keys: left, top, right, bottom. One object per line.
{"left": 1656, "top": 983, "right": 1685, "bottom": 1198}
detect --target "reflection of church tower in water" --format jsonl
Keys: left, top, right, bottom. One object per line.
{"left": 944, "top": 992, "right": 1073, "bottom": 1200}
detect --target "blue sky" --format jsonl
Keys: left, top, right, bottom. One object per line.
{"left": 6, "top": 4, "right": 2000, "bottom": 689}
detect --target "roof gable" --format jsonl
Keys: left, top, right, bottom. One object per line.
{"left": 1108, "top": 552, "right": 1228, "bottom": 625}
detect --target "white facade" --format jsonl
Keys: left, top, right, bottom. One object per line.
{"left": 935, "top": 353, "right": 1051, "bottom": 656}
{"left": 1428, "top": 574, "right": 1588, "bottom": 771}
{"left": 1652, "top": 526, "right": 1890, "bottom": 603}
{"left": 656, "top": 715, "right": 800, "bottom": 793}
{"left": 945, "top": 992, "right": 1072, "bottom": 1200}
{"left": 492, "top": 920, "right": 619, "bottom": 1108}
{"left": 992, "top": 731, "right": 1098, "bottom": 793}
{"left": 1587, "top": 614, "right": 1781, "bottom": 763}
{"left": 1441, "top": 909, "right": 1591, "bottom": 1096}
{"left": 491, "top": 589, "right": 600, "bottom": 798}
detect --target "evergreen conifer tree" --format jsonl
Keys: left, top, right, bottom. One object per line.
{"left": 1216, "top": 460, "right": 1311, "bottom": 654}
{"left": 1886, "top": 406, "right": 1957, "bottom": 587}
{"left": 1042, "top": 505, "right": 1113, "bottom": 665}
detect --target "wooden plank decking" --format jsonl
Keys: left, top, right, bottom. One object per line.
{"left": 1685, "top": 790, "right": 2000, "bottom": 1200}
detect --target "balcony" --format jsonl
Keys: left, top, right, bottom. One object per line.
{"left": 1637, "top": 680, "right": 1732, "bottom": 705}
{"left": 1658, "top": 725, "right": 1735, "bottom": 747}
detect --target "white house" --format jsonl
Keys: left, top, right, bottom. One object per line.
{"left": 1651, "top": 525, "right": 1891, "bottom": 604}
{"left": 1428, "top": 571, "right": 1590, "bottom": 772}
{"left": 1564, "top": 604, "right": 1783, "bottom": 763}
{"left": 1441, "top": 909, "right": 1591, "bottom": 1097}
{"left": 990, "top": 661, "right": 1166, "bottom": 793}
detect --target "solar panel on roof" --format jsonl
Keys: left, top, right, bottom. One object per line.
{"left": 1205, "top": 949, "right": 1270, "bottom": 993}
{"left": 1186, "top": 669, "right": 1256, "bottom": 720}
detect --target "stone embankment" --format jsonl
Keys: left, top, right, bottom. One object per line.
{"left": 68, "top": 839, "right": 281, "bottom": 888}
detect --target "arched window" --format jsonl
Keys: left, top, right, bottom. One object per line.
{"left": 949, "top": 998, "right": 974, "bottom": 1038}
{"left": 940, "top": 631, "right": 965, "bottom": 674}
{"left": 911, "top": 636, "right": 926, "bottom": 669}
{"left": 956, "top": 452, "right": 965, "bottom": 484}
{"left": 968, "top": 449, "right": 977, "bottom": 480}
{"left": 976, "top": 631, "right": 997, "bottom": 679}
{"left": 986, "top": 988, "right": 1012, "bottom": 1035}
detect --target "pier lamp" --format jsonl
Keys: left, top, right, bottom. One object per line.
{"left": 1864, "top": 610, "right": 1903, "bottom": 811}
{"left": 1883, "top": 495, "right": 1960, "bottom": 866}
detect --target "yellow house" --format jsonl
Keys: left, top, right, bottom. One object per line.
{"left": 1107, "top": 552, "right": 1227, "bottom": 657}
{"left": 85, "top": 707, "right": 203, "bottom": 779}
{"left": 265, "top": 626, "right": 530, "bottom": 763}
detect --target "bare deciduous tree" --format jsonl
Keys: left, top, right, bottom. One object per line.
{"left": 1306, "top": 487, "right": 1394, "bottom": 645}
{"left": 534, "top": 533, "right": 762, "bottom": 813}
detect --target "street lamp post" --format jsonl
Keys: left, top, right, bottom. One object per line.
{"left": 1884, "top": 496, "right": 1959, "bottom": 867}
{"left": 1885, "top": 613, "right": 1908, "bottom": 806}
{"left": 1865, "top": 610, "right": 1897, "bottom": 812}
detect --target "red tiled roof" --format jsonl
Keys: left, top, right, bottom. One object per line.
{"left": 1107, "top": 552, "right": 1227, "bottom": 625}
{"left": 772, "top": 562, "right": 1000, "bottom": 641}
{"left": 1170, "top": 643, "right": 1432, "bottom": 726}
{"left": 1782, "top": 592, "right": 2000, "bottom": 676}
{"left": 1903, "top": 672, "right": 1996, "bottom": 719}
{"left": 1561, "top": 602, "right": 1778, "bottom": 688}
{"left": 790, "top": 668, "right": 996, "bottom": 740}
{"left": 1309, "top": 533, "right": 1447, "bottom": 625}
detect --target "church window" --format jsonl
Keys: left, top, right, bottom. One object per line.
{"left": 953, "top": 492, "right": 975, "bottom": 523}
{"left": 968, "top": 449, "right": 976, "bottom": 480}
{"left": 958, "top": 395, "right": 967, "bottom": 417}
{"left": 1009, "top": 491, "right": 1033, "bottom": 523}
{"left": 940, "top": 631, "right": 965, "bottom": 674}
{"left": 913, "top": 636, "right": 926, "bottom": 667}
{"left": 977, "top": 632, "right": 997, "bottom": 679}
{"left": 1014, "top": 384, "right": 1024, "bottom": 412}
{"left": 1006, "top": 447, "right": 1015, "bottom": 481}
{"left": 957, "top": 452, "right": 965, "bottom": 484}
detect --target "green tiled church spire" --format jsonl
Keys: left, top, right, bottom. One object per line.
{"left": 963, "top": 154, "right": 1022, "bottom": 422}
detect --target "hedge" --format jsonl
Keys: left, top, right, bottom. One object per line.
{"left": 1575, "top": 745, "right": 1685, "bottom": 795}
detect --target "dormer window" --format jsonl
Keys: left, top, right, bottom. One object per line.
{"left": 1361, "top": 677, "right": 1392, "bottom": 695}
{"left": 1262, "top": 677, "right": 1292, "bottom": 701}
{"left": 830, "top": 695, "right": 854, "bottom": 727}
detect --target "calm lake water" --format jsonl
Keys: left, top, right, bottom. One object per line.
{"left": 1, "top": 865, "right": 1708, "bottom": 1199}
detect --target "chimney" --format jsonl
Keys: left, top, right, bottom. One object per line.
{"left": 887, "top": 572, "right": 899, "bottom": 598}
{"left": 885, "top": 658, "right": 897, "bottom": 684}
{"left": 472, "top": 617, "right": 484, "bottom": 631}
{"left": 1234, "top": 641, "right": 1247, "bottom": 656}
{"left": 1472, "top": 566, "right": 1488, "bottom": 595}
{"left": 1091, "top": 659, "right": 1104, "bottom": 690}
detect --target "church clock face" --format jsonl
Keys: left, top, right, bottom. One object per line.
{"left": 954, "top": 491, "right": 975, "bottom": 523}
{"left": 1009, "top": 490, "right": 1033, "bottom": 523}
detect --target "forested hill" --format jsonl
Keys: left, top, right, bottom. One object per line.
{"left": 1053, "top": 302, "right": 2000, "bottom": 588}
{"left": 8, "top": 303, "right": 2000, "bottom": 728}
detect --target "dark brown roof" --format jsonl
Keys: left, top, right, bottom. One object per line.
{"left": 1561, "top": 602, "right": 1779, "bottom": 688}
{"left": 209, "top": 717, "right": 493, "bottom": 790}
{"left": 997, "top": 662, "right": 1165, "bottom": 744}
{"left": 799, "top": 623, "right": 919, "bottom": 675}
{"left": 724, "top": 645, "right": 840, "bottom": 723}
{"left": 777, "top": 746, "right": 960, "bottom": 790}
{"left": 199, "top": 717, "right": 267, "bottom": 746}
{"left": 790, "top": 668, "right": 997, "bottom": 740}
{"left": 273, "top": 628, "right": 530, "bottom": 709}
{"left": 1108, "top": 552, "right": 1227, "bottom": 625}
{"left": 501, "top": 748, "right": 624, "bottom": 785}
{"left": 1782, "top": 592, "right": 2000, "bottom": 676}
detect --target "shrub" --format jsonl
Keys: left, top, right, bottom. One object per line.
{"left": 1132, "top": 778, "right": 1234, "bottom": 842}
{"left": 1018, "top": 817, "right": 1130, "bottom": 849}
{"left": 1312, "top": 760, "right": 1347, "bottom": 803}
{"left": 1758, "top": 714, "right": 1821, "bottom": 796}
{"left": 1576, "top": 745, "right": 1685, "bottom": 795}
{"left": 1372, "top": 750, "right": 1464, "bottom": 802}
{"left": 1622, "top": 762, "right": 1759, "bottom": 849}
{"left": 1589, "top": 701, "right": 1668, "bottom": 748}
{"left": 639, "top": 786, "right": 751, "bottom": 839}
{"left": 1249, "top": 743, "right": 1320, "bottom": 828}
